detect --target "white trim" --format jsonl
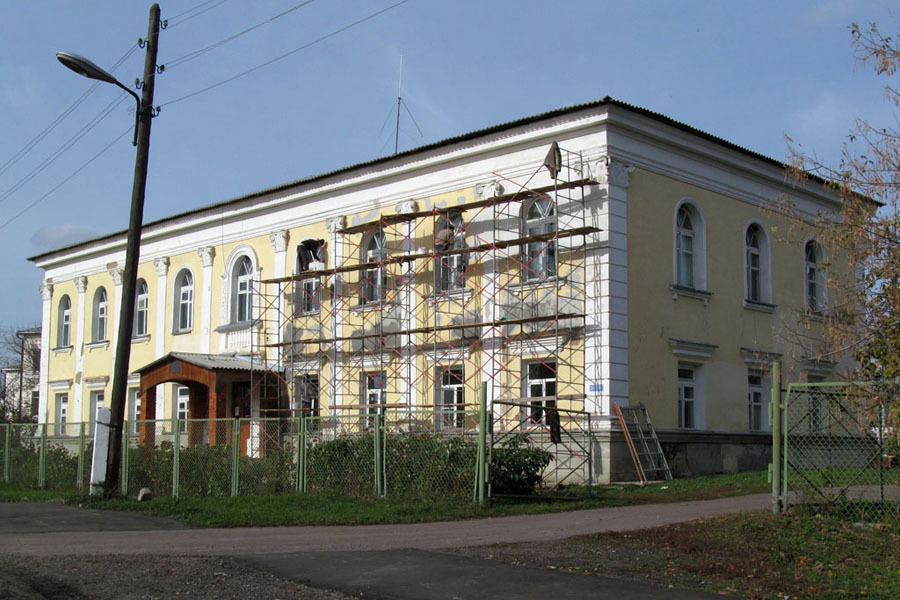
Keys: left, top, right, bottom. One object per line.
{"left": 84, "top": 376, "right": 109, "bottom": 389}
{"left": 668, "top": 337, "right": 717, "bottom": 360}
{"left": 222, "top": 245, "right": 259, "bottom": 326}
{"left": 49, "top": 379, "right": 73, "bottom": 391}
{"left": 740, "top": 348, "right": 782, "bottom": 370}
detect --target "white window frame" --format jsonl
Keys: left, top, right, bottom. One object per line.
{"left": 744, "top": 223, "right": 772, "bottom": 305}
{"left": 525, "top": 360, "right": 557, "bottom": 424}
{"left": 176, "top": 385, "right": 190, "bottom": 433}
{"left": 362, "top": 371, "right": 386, "bottom": 426}
{"left": 748, "top": 371, "right": 764, "bottom": 431}
{"left": 435, "top": 213, "right": 468, "bottom": 292}
{"left": 129, "top": 388, "right": 142, "bottom": 434}
{"left": 522, "top": 196, "right": 557, "bottom": 281}
{"left": 436, "top": 366, "right": 465, "bottom": 430}
{"left": 678, "top": 365, "right": 697, "bottom": 429}
{"left": 89, "top": 390, "right": 105, "bottom": 435}
{"left": 233, "top": 256, "right": 254, "bottom": 323}
{"left": 55, "top": 393, "right": 68, "bottom": 435}
{"left": 134, "top": 279, "right": 149, "bottom": 337}
{"left": 294, "top": 278, "right": 321, "bottom": 315}
{"left": 361, "top": 231, "right": 387, "bottom": 305}
{"left": 173, "top": 269, "right": 194, "bottom": 333}
{"left": 294, "top": 374, "right": 319, "bottom": 417}
{"left": 92, "top": 287, "right": 108, "bottom": 343}
{"left": 673, "top": 202, "right": 707, "bottom": 291}
{"left": 805, "top": 240, "right": 825, "bottom": 313}
{"left": 57, "top": 295, "right": 71, "bottom": 347}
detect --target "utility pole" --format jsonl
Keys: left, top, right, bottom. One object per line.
{"left": 105, "top": 4, "right": 161, "bottom": 494}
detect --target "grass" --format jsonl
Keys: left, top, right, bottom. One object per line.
{"left": 0, "top": 470, "right": 770, "bottom": 527}
{"left": 492, "top": 511, "right": 900, "bottom": 599}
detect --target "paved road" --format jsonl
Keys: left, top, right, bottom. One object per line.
{"left": 0, "top": 495, "right": 770, "bottom": 599}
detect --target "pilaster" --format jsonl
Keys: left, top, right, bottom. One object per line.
{"left": 198, "top": 247, "right": 215, "bottom": 353}
{"left": 269, "top": 230, "right": 289, "bottom": 361}
{"left": 38, "top": 282, "right": 53, "bottom": 423}
{"left": 153, "top": 257, "right": 169, "bottom": 358}
{"left": 326, "top": 216, "right": 345, "bottom": 414}
{"left": 108, "top": 268, "right": 124, "bottom": 361}
{"left": 73, "top": 276, "right": 87, "bottom": 421}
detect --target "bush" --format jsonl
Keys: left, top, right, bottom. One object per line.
{"left": 306, "top": 434, "right": 376, "bottom": 499}
{"left": 490, "top": 435, "right": 553, "bottom": 495}
{"left": 384, "top": 433, "right": 476, "bottom": 499}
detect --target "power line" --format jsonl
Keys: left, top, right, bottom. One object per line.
{"left": 167, "top": 0, "right": 230, "bottom": 28}
{"left": 0, "top": 127, "right": 132, "bottom": 231}
{"left": 0, "top": 94, "right": 129, "bottom": 206}
{"left": 161, "top": 0, "right": 409, "bottom": 108}
{"left": 0, "top": 44, "right": 139, "bottom": 178}
{"left": 165, "top": 0, "right": 317, "bottom": 69}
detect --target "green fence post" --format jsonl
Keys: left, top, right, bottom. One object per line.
{"left": 231, "top": 419, "right": 240, "bottom": 497}
{"left": 77, "top": 423, "right": 85, "bottom": 491}
{"left": 298, "top": 416, "right": 306, "bottom": 493}
{"left": 122, "top": 426, "right": 130, "bottom": 497}
{"left": 770, "top": 361, "right": 782, "bottom": 513}
{"left": 173, "top": 420, "right": 181, "bottom": 498}
{"left": 374, "top": 413, "right": 384, "bottom": 498}
{"left": 3, "top": 424, "right": 9, "bottom": 483}
{"left": 781, "top": 384, "right": 790, "bottom": 511}
{"left": 38, "top": 423, "right": 46, "bottom": 488}
{"left": 477, "top": 382, "right": 487, "bottom": 505}
{"left": 587, "top": 411, "right": 594, "bottom": 496}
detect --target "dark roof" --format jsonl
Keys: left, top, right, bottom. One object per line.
{"left": 27, "top": 97, "right": 796, "bottom": 263}
{"left": 135, "top": 352, "right": 280, "bottom": 375}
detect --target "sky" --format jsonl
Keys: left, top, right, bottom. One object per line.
{"left": 0, "top": 0, "right": 898, "bottom": 332}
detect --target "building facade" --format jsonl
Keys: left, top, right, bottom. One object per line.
{"left": 29, "top": 99, "right": 843, "bottom": 480}
{"left": 1, "top": 327, "right": 41, "bottom": 422}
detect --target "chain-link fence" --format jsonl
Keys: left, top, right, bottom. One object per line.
{"left": 303, "top": 414, "right": 378, "bottom": 499}
{"left": 491, "top": 401, "right": 593, "bottom": 497}
{"left": 778, "top": 381, "right": 900, "bottom": 524}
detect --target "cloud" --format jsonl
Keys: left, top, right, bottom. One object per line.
{"left": 30, "top": 224, "right": 99, "bottom": 250}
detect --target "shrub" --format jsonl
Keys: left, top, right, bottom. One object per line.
{"left": 490, "top": 435, "right": 553, "bottom": 495}
{"left": 306, "top": 434, "right": 376, "bottom": 499}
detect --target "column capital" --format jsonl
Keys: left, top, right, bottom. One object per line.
{"left": 593, "top": 158, "right": 634, "bottom": 188}
{"left": 475, "top": 181, "right": 503, "bottom": 200}
{"left": 154, "top": 256, "right": 170, "bottom": 276}
{"left": 326, "top": 216, "right": 346, "bottom": 234}
{"left": 269, "top": 230, "right": 289, "bottom": 252}
{"left": 74, "top": 276, "right": 87, "bottom": 294}
{"left": 109, "top": 268, "right": 124, "bottom": 286}
{"left": 395, "top": 200, "right": 417, "bottom": 214}
{"left": 198, "top": 246, "right": 215, "bottom": 267}
{"left": 40, "top": 282, "right": 54, "bottom": 301}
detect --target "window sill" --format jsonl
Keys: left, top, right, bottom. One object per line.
{"left": 214, "top": 320, "right": 257, "bottom": 333}
{"left": 292, "top": 310, "right": 321, "bottom": 318}
{"left": 85, "top": 340, "right": 109, "bottom": 351}
{"left": 669, "top": 284, "right": 712, "bottom": 306}
{"left": 52, "top": 346, "right": 74, "bottom": 356}
{"left": 428, "top": 286, "right": 473, "bottom": 303}
{"left": 131, "top": 334, "right": 151, "bottom": 344}
{"left": 743, "top": 300, "right": 775, "bottom": 313}
{"left": 351, "top": 301, "right": 396, "bottom": 313}
{"left": 508, "top": 276, "right": 566, "bottom": 292}
{"left": 172, "top": 329, "right": 193, "bottom": 336}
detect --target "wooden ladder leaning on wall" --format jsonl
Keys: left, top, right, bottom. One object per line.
{"left": 614, "top": 404, "right": 672, "bottom": 485}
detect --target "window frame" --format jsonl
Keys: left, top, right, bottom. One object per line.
{"left": 525, "top": 360, "right": 557, "bottom": 424}
{"left": 805, "top": 240, "right": 825, "bottom": 313}
{"left": 134, "top": 279, "right": 149, "bottom": 338}
{"left": 89, "top": 390, "right": 105, "bottom": 435}
{"left": 129, "top": 388, "right": 142, "bottom": 434}
{"left": 522, "top": 195, "right": 557, "bottom": 282}
{"left": 673, "top": 202, "right": 707, "bottom": 291}
{"left": 232, "top": 256, "right": 254, "bottom": 324}
{"left": 57, "top": 295, "right": 72, "bottom": 348}
{"left": 748, "top": 371, "right": 764, "bottom": 431}
{"left": 678, "top": 365, "right": 696, "bottom": 429}
{"left": 434, "top": 212, "right": 468, "bottom": 292}
{"left": 360, "top": 231, "right": 387, "bottom": 305}
{"left": 173, "top": 269, "right": 194, "bottom": 333}
{"left": 92, "top": 287, "right": 108, "bottom": 343}
{"left": 176, "top": 385, "right": 190, "bottom": 433}
{"left": 435, "top": 365, "right": 465, "bottom": 430}
{"left": 55, "top": 393, "right": 68, "bottom": 435}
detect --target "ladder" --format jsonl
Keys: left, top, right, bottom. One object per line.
{"left": 614, "top": 404, "right": 672, "bottom": 484}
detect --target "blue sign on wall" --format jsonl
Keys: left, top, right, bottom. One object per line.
{"left": 589, "top": 384, "right": 603, "bottom": 392}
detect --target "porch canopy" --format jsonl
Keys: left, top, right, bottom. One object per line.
{"left": 134, "top": 352, "right": 280, "bottom": 445}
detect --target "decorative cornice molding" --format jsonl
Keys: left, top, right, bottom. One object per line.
{"left": 740, "top": 348, "right": 783, "bottom": 370}
{"left": 475, "top": 181, "right": 503, "bottom": 200}
{"left": 269, "top": 230, "right": 289, "bottom": 252}
{"left": 40, "top": 282, "right": 53, "bottom": 301}
{"left": 395, "top": 200, "right": 417, "bottom": 214}
{"left": 668, "top": 337, "right": 718, "bottom": 360}
{"left": 198, "top": 246, "right": 215, "bottom": 267}
{"left": 154, "top": 257, "right": 170, "bottom": 276}
{"left": 74, "top": 276, "right": 87, "bottom": 294}
{"left": 109, "top": 268, "right": 124, "bottom": 286}
{"left": 326, "top": 216, "right": 346, "bottom": 234}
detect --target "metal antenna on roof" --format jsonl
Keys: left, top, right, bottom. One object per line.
{"left": 394, "top": 55, "right": 403, "bottom": 155}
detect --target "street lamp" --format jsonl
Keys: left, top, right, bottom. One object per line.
{"left": 57, "top": 4, "right": 161, "bottom": 495}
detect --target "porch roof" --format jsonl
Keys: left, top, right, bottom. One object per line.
{"left": 135, "top": 352, "right": 281, "bottom": 375}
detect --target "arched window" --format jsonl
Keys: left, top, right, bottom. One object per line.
{"left": 134, "top": 279, "right": 149, "bottom": 337}
{"left": 674, "top": 203, "right": 706, "bottom": 290}
{"left": 435, "top": 212, "right": 467, "bottom": 292}
{"left": 361, "top": 231, "right": 387, "bottom": 304}
{"left": 805, "top": 240, "right": 825, "bottom": 312}
{"left": 744, "top": 223, "right": 771, "bottom": 304}
{"left": 92, "top": 287, "right": 108, "bottom": 342}
{"left": 523, "top": 196, "right": 556, "bottom": 280}
{"left": 232, "top": 256, "right": 254, "bottom": 323}
{"left": 57, "top": 295, "right": 71, "bottom": 347}
{"left": 173, "top": 269, "right": 193, "bottom": 333}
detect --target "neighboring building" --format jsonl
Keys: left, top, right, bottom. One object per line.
{"left": 1, "top": 327, "right": 41, "bottom": 422}
{"left": 28, "top": 99, "right": 844, "bottom": 480}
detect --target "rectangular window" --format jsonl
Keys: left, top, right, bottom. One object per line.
{"left": 807, "top": 376, "right": 826, "bottom": 434}
{"left": 362, "top": 372, "right": 385, "bottom": 427}
{"left": 526, "top": 361, "right": 557, "bottom": 424}
{"left": 176, "top": 385, "right": 190, "bottom": 433}
{"left": 129, "top": 388, "right": 142, "bottom": 435}
{"left": 89, "top": 390, "right": 105, "bottom": 435}
{"left": 678, "top": 366, "right": 695, "bottom": 429}
{"left": 436, "top": 366, "right": 465, "bottom": 430}
{"left": 55, "top": 393, "right": 68, "bottom": 436}
{"left": 748, "top": 372, "right": 763, "bottom": 431}
{"left": 30, "top": 390, "right": 39, "bottom": 419}
{"left": 676, "top": 231, "right": 694, "bottom": 288}
{"left": 294, "top": 279, "right": 321, "bottom": 314}
{"left": 294, "top": 374, "right": 319, "bottom": 417}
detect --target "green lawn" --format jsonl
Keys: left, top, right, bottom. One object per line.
{"left": 0, "top": 470, "right": 770, "bottom": 527}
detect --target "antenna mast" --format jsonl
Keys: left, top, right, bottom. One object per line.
{"left": 394, "top": 55, "right": 402, "bottom": 155}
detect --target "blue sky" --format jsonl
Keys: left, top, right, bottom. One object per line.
{"left": 0, "top": 0, "right": 897, "bottom": 331}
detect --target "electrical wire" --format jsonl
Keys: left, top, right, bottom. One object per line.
{"left": 0, "top": 44, "right": 138, "bottom": 178}
{"left": 161, "top": 0, "right": 409, "bottom": 108}
{"left": 0, "top": 94, "right": 129, "bottom": 206}
{"left": 0, "top": 127, "right": 133, "bottom": 231}
{"left": 166, "top": 0, "right": 230, "bottom": 29}
{"left": 165, "top": 0, "right": 317, "bottom": 70}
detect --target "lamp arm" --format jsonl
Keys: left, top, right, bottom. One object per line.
{"left": 113, "top": 81, "right": 142, "bottom": 146}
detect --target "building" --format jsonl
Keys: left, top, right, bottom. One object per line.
{"left": 28, "top": 99, "right": 843, "bottom": 480}
{"left": 1, "top": 327, "right": 41, "bottom": 422}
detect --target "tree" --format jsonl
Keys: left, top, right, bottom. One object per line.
{"left": 0, "top": 325, "right": 41, "bottom": 423}
{"left": 788, "top": 23, "right": 900, "bottom": 391}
